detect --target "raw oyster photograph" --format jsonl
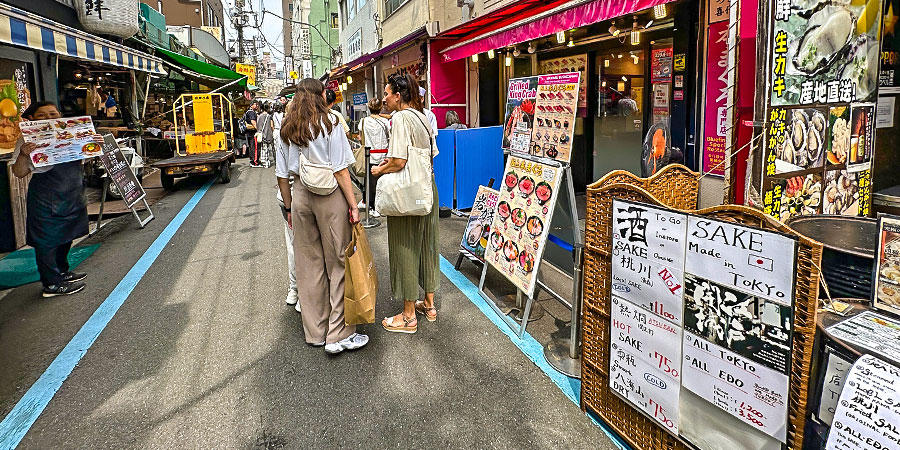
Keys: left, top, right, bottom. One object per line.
{"left": 771, "top": 107, "right": 827, "bottom": 173}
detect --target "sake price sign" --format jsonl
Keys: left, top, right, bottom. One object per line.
{"left": 611, "top": 200, "right": 688, "bottom": 325}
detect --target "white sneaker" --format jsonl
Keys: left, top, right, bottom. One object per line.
{"left": 324, "top": 333, "right": 369, "bottom": 354}
{"left": 357, "top": 200, "right": 366, "bottom": 209}
{"left": 370, "top": 209, "right": 381, "bottom": 218}
{"left": 285, "top": 290, "right": 299, "bottom": 305}
{"left": 295, "top": 301, "right": 302, "bottom": 313}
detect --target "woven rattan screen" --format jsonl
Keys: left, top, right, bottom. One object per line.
{"left": 581, "top": 173, "right": 823, "bottom": 450}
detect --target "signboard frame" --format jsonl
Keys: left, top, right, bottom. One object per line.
{"left": 91, "top": 134, "right": 154, "bottom": 234}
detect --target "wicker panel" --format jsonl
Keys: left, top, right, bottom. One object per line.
{"left": 580, "top": 182, "right": 823, "bottom": 450}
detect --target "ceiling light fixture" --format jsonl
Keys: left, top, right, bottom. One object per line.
{"left": 654, "top": 4, "right": 666, "bottom": 19}
{"left": 472, "top": 53, "right": 479, "bottom": 62}
{"left": 621, "top": 75, "right": 627, "bottom": 81}
{"left": 488, "top": 49, "right": 495, "bottom": 59}
{"left": 601, "top": 80, "right": 607, "bottom": 87}
{"left": 567, "top": 38, "right": 575, "bottom": 47}
{"left": 347, "top": 75, "right": 352, "bottom": 83}
{"left": 630, "top": 17, "right": 641, "bottom": 45}
{"left": 618, "top": 54, "right": 623, "bottom": 59}
{"left": 341, "top": 82, "right": 347, "bottom": 91}
{"left": 556, "top": 31, "right": 566, "bottom": 43}
{"left": 633, "top": 55, "right": 640, "bottom": 64}
{"left": 527, "top": 42, "right": 536, "bottom": 53}
{"left": 505, "top": 54, "right": 512, "bottom": 67}
{"left": 604, "top": 59, "right": 610, "bottom": 67}
{"left": 608, "top": 25, "right": 620, "bottom": 37}
{"left": 513, "top": 47, "right": 521, "bottom": 57}
{"left": 645, "top": 19, "right": 654, "bottom": 28}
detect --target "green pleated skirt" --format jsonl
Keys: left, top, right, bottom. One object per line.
{"left": 386, "top": 180, "right": 440, "bottom": 301}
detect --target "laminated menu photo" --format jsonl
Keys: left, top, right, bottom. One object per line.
{"left": 18, "top": 116, "right": 100, "bottom": 167}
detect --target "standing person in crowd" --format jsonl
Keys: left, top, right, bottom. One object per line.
{"left": 359, "top": 98, "right": 391, "bottom": 218}
{"left": 277, "top": 78, "right": 368, "bottom": 354}
{"left": 256, "top": 103, "right": 272, "bottom": 168}
{"left": 243, "top": 100, "right": 260, "bottom": 165}
{"left": 373, "top": 73, "right": 440, "bottom": 333}
{"left": 419, "top": 86, "right": 438, "bottom": 135}
{"left": 272, "top": 102, "right": 298, "bottom": 310}
{"left": 443, "top": 111, "right": 467, "bottom": 130}
{"left": 324, "top": 89, "right": 350, "bottom": 137}
{"left": 11, "top": 102, "right": 93, "bottom": 297}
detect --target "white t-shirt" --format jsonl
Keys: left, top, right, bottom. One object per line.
{"left": 275, "top": 115, "right": 354, "bottom": 179}
{"left": 423, "top": 108, "right": 438, "bottom": 135}
{"left": 362, "top": 115, "right": 390, "bottom": 164}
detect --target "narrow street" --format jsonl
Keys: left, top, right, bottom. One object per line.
{"left": 0, "top": 161, "right": 617, "bottom": 449}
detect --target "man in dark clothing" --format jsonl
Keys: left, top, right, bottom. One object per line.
{"left": 243, "top": 101, "right": 260, "bottom": 165}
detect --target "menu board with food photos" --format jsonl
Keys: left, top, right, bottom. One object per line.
{"left": 18, "top": 116, "right": 100, "bottom": 167}
{"left": 460, "top": 186, "right": 499, "bottom": 260}
{"left": 484, "top": 155, "right": 562, "bottom": 296}
{"left": 873, "top": 215, "right": 900, "bottom": 316}
{"left": 530, "top": 73, "right": 580, "bottom": 164}
{"left": 539, "top": 54, "right": 587, "bottom": 112}
{"left": 502, "top": 76, "right": 538, "bottom": 153}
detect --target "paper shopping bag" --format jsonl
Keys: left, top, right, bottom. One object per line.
{"left": 344, "top": 223, "right": 377, "bottom": 325}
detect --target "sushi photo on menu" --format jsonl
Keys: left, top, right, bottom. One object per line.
{"left": 18, "top": 116, "right": 100, "bottom": 167}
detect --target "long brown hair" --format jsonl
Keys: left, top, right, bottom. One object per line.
{"left": 280, "top": 78, "right": 335, "bottom": 146}
{"left": 386, "top": 73, "right": 423, "bottom": 112}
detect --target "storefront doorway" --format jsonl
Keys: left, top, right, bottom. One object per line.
{"left": 595, "top": 49, "right": 646, "bottom": 177}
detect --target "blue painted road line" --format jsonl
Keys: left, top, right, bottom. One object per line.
{"left": 0, "top": 179, "right": 215, "bottom": 450}
{"left": 439, "top": 256, "right": 632, "bottom": 450}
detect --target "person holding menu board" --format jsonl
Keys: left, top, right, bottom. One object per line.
{"left": 11, "top": 102, "right": 98, "bottom": 297}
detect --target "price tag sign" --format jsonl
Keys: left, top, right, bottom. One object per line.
{"left": 826, "top": 355, "right": 900, "bottom": 450}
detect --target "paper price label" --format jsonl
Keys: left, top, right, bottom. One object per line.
{"left": 610, "top": 339, "right": 681, "bottom": 433}
{"left": 826, "top": 355, "right": 900, "bottom": 450}
{"left": 611, "top": 296, "right": 683, "bottom": 382}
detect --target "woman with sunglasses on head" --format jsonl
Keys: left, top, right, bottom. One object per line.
{"left": 11, "top": 102, "right": 94, "bottom": 297}
{"left": 277, "top": 78, "right": 368, "bottom": 354}
{"left": 373, "top": 73, "right": 440, "bottom": 333}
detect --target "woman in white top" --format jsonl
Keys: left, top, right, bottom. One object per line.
{"left": 276, "top": 78, "right": 368, "bottom": 354}
{"left": 373, "top": 73, "right": 440, "bottom": 334}
{"left": 360, "top": 97, "right": 391, "bottom": 216}
{"left": 272, "top": 101, "right": 299, "bottom": 310}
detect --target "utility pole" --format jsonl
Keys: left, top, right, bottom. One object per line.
{"left": 233, "top": 0, "right": 246, "bottom": 63}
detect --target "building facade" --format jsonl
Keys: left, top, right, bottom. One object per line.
{"left": 139, "top": 0, "right": 225, "bottom": 30}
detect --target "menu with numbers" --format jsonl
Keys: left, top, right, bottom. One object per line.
{"left": 825, "top": 355, "right": 900, "bottom": 450}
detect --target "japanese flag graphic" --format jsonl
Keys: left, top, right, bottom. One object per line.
{"left": 749, "top": 254, "right": 774, "bottom": 272}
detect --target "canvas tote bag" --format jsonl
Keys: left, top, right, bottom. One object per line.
{"left": 375, "top": 111, "right": 435, "bottom": 216}
{"left": 344, "top": 223, "right": 377, "bottom": 325}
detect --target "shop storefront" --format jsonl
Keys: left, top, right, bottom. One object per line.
{"left": 437, "top": 0, "right": 702, "bottom": 191}
{"left": 0, "top": 2, "right": 166, "bottom": 251}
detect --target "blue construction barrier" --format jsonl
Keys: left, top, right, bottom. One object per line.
{"left": 454, "top": 126, "right": 505, "bottom": 210}
{"left": 434, "top": 130, "right": 456, "bottom": 208}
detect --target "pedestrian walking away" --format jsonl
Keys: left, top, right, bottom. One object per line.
{"left": 10, "top": 102, "right": 99, "bottom": 297}
{"left": 272, "top": 101, "right": 298, "bottom": 311}
{"left": 277, "top": 78, "right": 368, "bottom": 354}
{"left": 373, "top": 73, "right": 441, "bottom": 334}
{"left": 243, "top": 100, "right": 260, "bottom": 166}
{"left": 257, "top": 103, "right": 273, "bottom": 168}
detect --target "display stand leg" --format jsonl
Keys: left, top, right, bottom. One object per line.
{"left": 130, "top": 198, "right": 155, "bottom": 228}
{"left": 91, "top": 177, "right": 110, "bottom": 236}
{"left": 455, "top": 253, "right": 465, "bottom": 270}
{"left": 477, "top": 263, "right": 536, "bottom": 337}
{"left": 361, "top": 147, "right": 380, "bottom": 229}
{"left": 543, "top": 245, "right": 583, "bottom": 378}
{"left": 510, "top": 283, "right": 545, "bottom": 322}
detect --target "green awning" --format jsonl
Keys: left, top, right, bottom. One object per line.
{"left": 155, "top": 47, "right": 252, "bottom": 90}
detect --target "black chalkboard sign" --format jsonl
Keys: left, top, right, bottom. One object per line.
{"left": 100, "top": 135, "right": 145, "bottom": 208}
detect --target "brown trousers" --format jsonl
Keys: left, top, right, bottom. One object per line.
{"left": 292, "top": 183, "right": 356, "bottom": 344}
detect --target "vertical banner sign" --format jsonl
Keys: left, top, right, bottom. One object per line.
{"left": 682, "top": 217, "right": 797, "bottom": 442}
{"left": 484, "top": 156, "right": 562, "bottom": 296}
{"left": 881, "top": 0, "right": 900, "bottom": 93}
{"left": 651, "top": 48, "right": 674, "bottom": 128}
{"left": 530, "top": 73, "right": 580, "bottom": 163}
{"left": 0, "top": 61, "right": 33, "bottom": 156}
{"left": 872, "top": 214, "right": 900, "bottom": 316}
{"left": 192, "top": 94, "right": 213, "bottom": 133}
{"left": 460, "top": 186, "right": 499, "bottom": 260}
{"left": 502, "top": 76, "right": 538, "bottom": 153}
{"left": 825, "top": 355, "right": 900, "bottom": 450}
{"left": 763, "top": 0, "right": 880, "bottom": 221}
{"left": 99, "top": 135, "right": 146, "bottom": 209}
{"left": 610, "top": 200, "right": 687, "bottom": 434}
{"left": 702, "top": 21, "right": 729, "bottom": 176}
{"left": 235, "top": 63, "right": 256, "bottom": 87}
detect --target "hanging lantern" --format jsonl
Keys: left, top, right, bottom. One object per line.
{"left": 75, "top": 0, "right": 139, "bottom": 38}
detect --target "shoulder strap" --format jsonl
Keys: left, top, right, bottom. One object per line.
{"left": 410, "top": 110, "right": 436, "bottom": 159}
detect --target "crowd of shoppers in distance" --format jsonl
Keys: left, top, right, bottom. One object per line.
{"left": 274, "top": 74, "right": 442, "bottom": 353}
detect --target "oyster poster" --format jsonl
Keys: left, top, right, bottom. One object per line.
{"left": 502, "top": 76, "right": 538, "bottom": 153}
{"left": 769, "top": 0, "right": 882, "bottom": 106}
{"left": 460, "top": 186, "right": 499, "bottom": 260}
{"left": 484, "top": 156, "right": 562, "bottom": 296}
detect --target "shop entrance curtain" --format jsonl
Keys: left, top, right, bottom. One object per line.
{"left": 441, "top": 0, "right": 677, "bottom": 63}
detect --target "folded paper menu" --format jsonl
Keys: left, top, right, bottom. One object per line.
{"left": 18, "top": 116, "right": 100, "bottom": 167}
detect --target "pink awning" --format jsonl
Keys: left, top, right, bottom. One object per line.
{"left": 441, "top": 0, "right": 677, "bottom": 63}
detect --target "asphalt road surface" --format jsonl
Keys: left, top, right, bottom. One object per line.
{"left": 0, "top": 161, "right": 618, "bottom": 449}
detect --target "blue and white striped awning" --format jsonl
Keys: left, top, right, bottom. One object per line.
{"left": 0, "top": 3, "right": 166, "bottom": 75}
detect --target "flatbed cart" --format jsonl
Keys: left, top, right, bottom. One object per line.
{"left": 153, "top": 93, "right": 235, "bottom": 189}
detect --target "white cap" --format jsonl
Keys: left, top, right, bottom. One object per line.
{"left": 419, "top": 86, "right": 426, "bottom": 98}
